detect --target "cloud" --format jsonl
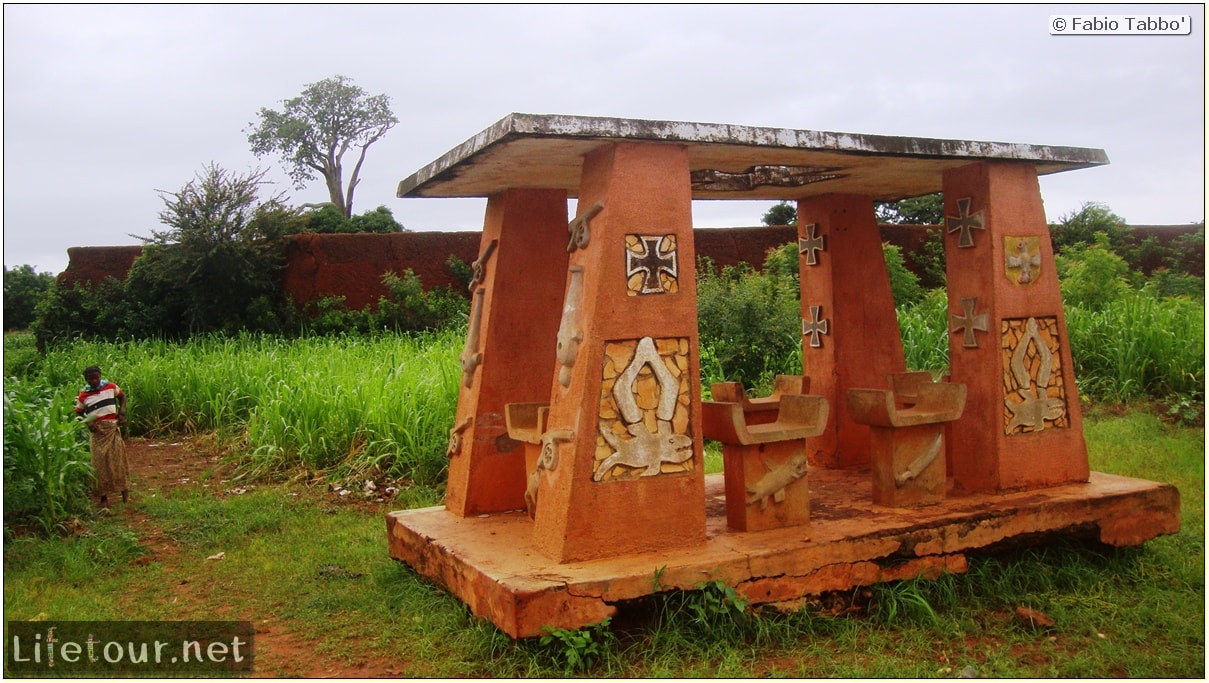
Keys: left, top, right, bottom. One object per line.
{"left": 3, "top": 4, "right": 1203, "bottom": 274}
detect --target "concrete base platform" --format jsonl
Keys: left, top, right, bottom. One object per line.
{"left": 385, "top": 470, "right": 1179, "bottom": 638}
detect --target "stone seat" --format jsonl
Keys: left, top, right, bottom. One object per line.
{"left": 702, "top": 383, "right": 829, "bottom": 532}
{"left": 702, "top": 392, "right": 828, "bottom": 445}
{"left": 710, "top": 375, "right": 808, "bottom": 419}
{"left": 504, "top": 402, "right": 549, "bottom": 444}
{"left": 846, "top": 380, "right": 967, "bottom": 507}
{"left": 847, "top": 381, "right": 966, "bottom": 428}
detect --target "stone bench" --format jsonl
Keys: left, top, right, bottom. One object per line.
{"left": 710, "top": 375, "right": 808, "bottom": 426}
{"left": 504, "top": 402, "right": 572, "bottom": 519}
{"left": 847, "top": 376, "right": 967, "bottom": 507}
{"left": 702, "top": 380, "right": 828, "bottom": 532}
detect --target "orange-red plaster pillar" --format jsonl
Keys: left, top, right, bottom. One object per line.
{"left": 942, "top": 162, "right": 1089, "bottom": 492}
{"left": 531, "top": 142, "right": 707, "bottom": 563}
{"left": 444, "top": 188, "right": 570, "bottom": 516}
{"left": 796, "top": 194, "right": 907, "bottom": 468}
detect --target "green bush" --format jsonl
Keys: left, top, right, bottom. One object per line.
{"left": 3, "top": 377, "right": 94, "bottom": 534}
{"left": 373, "top": 270, "right": 468, "bottom": 333}
{"left": 32, "top": 277, "right": 127, "bottom": 350}
{"left": 883, "top": 242, "right": 924, "bottom": 306}
{"left": 298, "top": 204, "right": 407, "bottom": 234}
{"left": 1143, "top": 268, "right": 1205, "bottom": 300}
{"left": 1050, "top": 202, "right": 1130, "bottom": 255}
{"left": 4, "top": 265, "right": 56, "bottom": 331}
{"left": 298, "top": 270, "right": 468, "bottom": 337}
{"left": 696, "top": 253, "right": 801, "bottom": 391}
{"left": 1056, "top": 234, "right": 1132, "bottom": 312}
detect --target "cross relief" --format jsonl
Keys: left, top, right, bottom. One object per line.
{"left": 950, "top": 296, "right": 989, "bottom": 348}
{"left": 626, "top": 235, "right": 678, "bottom": 295}
{"left": 946, "top": 197, "right": 986, "bottom": 248}
{"left": 802, "top": 305, "right": 830, "bottom": 348}
{"left": 798, "top": 223, "right": 826, "bottom": 266}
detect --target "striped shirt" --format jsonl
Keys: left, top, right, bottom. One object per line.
{"left": 76, "top": 380, "right": 124, "bottom": 422}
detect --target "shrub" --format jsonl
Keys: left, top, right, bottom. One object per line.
{"left": 3, "top": 378, "right": 94, "bottom": 534}
{"left": 134, "top": 163, "right": 292, "bottom": 336}
{"left": 298, "top": 204, "right": 407, "bottom": 234}
{"left": 297, "top": 271, "right": 468, "bottom": 336}
{"left": 1055, "top": 233, "right": 1132, "bottom": 311}
{"left": 1049, "top": 201, "right": 1129, "bottom": 254}
{"left": 883, "top": 242, "right": 924, "bottom": 306}
{"left": 4, "top": 265, "right": 56, "bottom": 331}
{"left": 32, "top": 277, "right": 127, "bottom": 350}
{"left": 696, "top": 253, "right": 801, "bottom": 391}
{"left": 1143, "top": 268, "right": 1205, "bottom": 300}
{"left": 908, "top": 226, "right": 947, "bottom": 290}
{"left": 373, "top": 270, "right": 468, "bottom": 333}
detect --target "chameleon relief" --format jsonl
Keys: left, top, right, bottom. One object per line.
{"left": 594, "top": 420, "right": 693, "bottom": 481}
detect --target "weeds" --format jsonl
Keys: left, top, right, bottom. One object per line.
{"left": 539, "top": 617, "right": 615, "bottom": 674}
{"left": 3, "top": 377, "right": 94, "bottom": 534}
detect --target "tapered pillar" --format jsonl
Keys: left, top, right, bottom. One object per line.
{"left": 531, "top": 142, "right": 707, "bottom": 563}
{"left": 942, "top": 162, "right": 1089, "bottom": 492}
{"left": 796, "top": 194, "right": 907, "bottom": 468}
{"left": 444, "top": 188, "right": 570, "bottom": 516}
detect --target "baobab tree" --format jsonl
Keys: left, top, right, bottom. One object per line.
{"left": 247, "top": 75, "right": 397, "bottom": 218}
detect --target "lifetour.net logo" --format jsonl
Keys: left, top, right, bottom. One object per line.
{"left": 5, "top": 621, "right": 255, "bottom": 676}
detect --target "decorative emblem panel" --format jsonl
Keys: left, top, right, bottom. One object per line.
{"left": 595, "top": 336, "right": 694, "bottom": 482}
{"left": 625, "top": 234, "right": 679, "bottom": 295}
{"left": 1001, "top": 316, "right": 1070, "bottom": 435}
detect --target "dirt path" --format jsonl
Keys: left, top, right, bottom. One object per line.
{"left": 118, "top": 437, "right": 402, "bottom": 678}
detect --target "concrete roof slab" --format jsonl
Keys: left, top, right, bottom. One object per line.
{"left": 397, "top": 113, "right": 1108, "bottom": 201}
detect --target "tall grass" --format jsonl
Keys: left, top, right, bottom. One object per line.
{"left": 894, "top": 288, "right": 1203, "bottom": 401}
{"left": 897, "top": 289, "right": 950, "bottom": 374}
{"left": 6, "top": 284, "right": 1201, "bottom": 487}
{"left": 3, "top": 377, "right": 94, "bottom": 533}
{"left": 16, "top": 330, "right": 463, "bottom": 484}
{"left": 1066, "top": 290, "right": 1204, "bottom": 401}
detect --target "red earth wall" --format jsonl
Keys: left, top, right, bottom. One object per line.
{"left": 57, "top": 224, "right": 1202, "bottom": 310}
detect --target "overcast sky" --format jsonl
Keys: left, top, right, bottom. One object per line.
{"left": 3, "top": 4, "right": 1204, "bottom": 274}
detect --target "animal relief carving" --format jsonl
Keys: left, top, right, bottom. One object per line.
{"left": 594, "top": 336, "right": 694, "bottom": 481}
{"left": 594, "top": 420, "right": 693, "bottom": 481}
{"left": 746, "top": 453, "right": 808, "bottom": 510}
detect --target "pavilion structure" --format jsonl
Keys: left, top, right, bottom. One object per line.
{"left": 385, "top": 114, "right": 1179, "bottom": 638}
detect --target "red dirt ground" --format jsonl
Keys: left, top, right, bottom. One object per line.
{"left": 118, "top": 437, "right": 402, "bottom": 678}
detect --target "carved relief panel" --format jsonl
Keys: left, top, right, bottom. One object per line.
{"left": 594, "top": 336, "right": 694, "bottom": 481}
{"left": 1004, "top": 236, "right": 1042, "bottom": 285}
{"left": 625, "top": 235, "right": 679, "bottom": 295}
{"left": 1001, "top": 316, "right": 1070, "bottom": 435}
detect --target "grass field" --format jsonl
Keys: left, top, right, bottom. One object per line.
{"left": 3, "top": 287, "right": 1203, "bottom": 677}
{"left": 3, "top": 405, "right": 1202, "bottom": 677}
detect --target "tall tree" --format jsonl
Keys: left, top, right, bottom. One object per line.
{"left": 875, "top": 193, "right": 944, "bottom": 225}
{"left": 761, "top": 201, "right": 797, "bottom": 226}
{"left": 247, "top": 75, "right": 398, "bottom": 218}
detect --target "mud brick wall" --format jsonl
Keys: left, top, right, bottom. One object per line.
{"left": 58, "top": 224, "right": 1201, "bottom": 310}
